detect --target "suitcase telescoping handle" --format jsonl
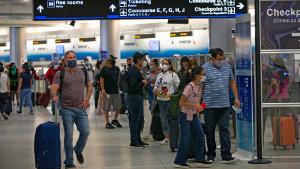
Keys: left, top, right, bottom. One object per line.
{"left": 54, "top": 102, "right": 59, "bottom": 124}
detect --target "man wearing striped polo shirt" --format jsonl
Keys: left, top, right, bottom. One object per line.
{"left": 202, "top": 48, "right": 240, "bottom": 164}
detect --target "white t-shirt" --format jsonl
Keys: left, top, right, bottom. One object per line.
{"left": 154, "top": 71, "right": 180, "bottom": 101}
{"left": 0, "top": 72, "right": 9, "bottom": 93}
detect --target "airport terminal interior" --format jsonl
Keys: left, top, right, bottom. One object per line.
{"left": 1, "top": 0, "right": 300, "bottom": 169}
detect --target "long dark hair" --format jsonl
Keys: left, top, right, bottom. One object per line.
{"left": 191, "top": 66, "right": 204, "bottom": 81}
{"left": 162, "top": 59, "right": 174, "bottom": 72}
{"left": 22, "top": 62, "right": 30, "bottom": 72}
{"left": 95, "top": 60, "right": 102, "bottom": 70}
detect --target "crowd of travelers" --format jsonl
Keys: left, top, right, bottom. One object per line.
{"left": 4, "top": 48, "right": 281, "bottom": 169}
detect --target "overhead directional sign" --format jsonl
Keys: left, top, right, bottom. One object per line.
{"left": 33, "top": 0, "right": 248, "bottom": 20}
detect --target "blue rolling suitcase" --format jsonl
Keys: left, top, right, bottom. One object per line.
{"left": 34, "top": 104, "right": 61, "bottom": 169}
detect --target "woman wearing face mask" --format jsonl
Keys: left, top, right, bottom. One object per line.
{"left": 154, "top": 59, "right": 180, "bottom": 144}
{"left": 8, "top": 63, "right": 19, "bottom": 106}
{"left": 173, "top": 66, "right": 210, "bottom": 168}
{"left": 142, "top": 59, "right": 160, "bottom": 141}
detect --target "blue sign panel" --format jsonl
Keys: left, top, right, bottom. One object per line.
{"left": 235, "top": 16, "right": 254, "bottom": 154}
{"left": 33, "top": 0, "right": 248, "bottom": 20}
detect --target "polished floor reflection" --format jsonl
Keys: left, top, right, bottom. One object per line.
{"left": 0, "top": 104, "right": 300, "bottom": 169}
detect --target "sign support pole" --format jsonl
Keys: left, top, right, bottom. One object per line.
{"left": 248, "top": 0, "right": 272, "bottom": 164}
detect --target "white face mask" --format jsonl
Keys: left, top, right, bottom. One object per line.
{"left": 162, "top": 64, "right": 169, "bottom": 71}
{"left": 53, "top": 65, "right": 59, "bottom": 69}
{"left": 143, "top": 61, "right": 148, "bottom": 68}
{"left": 201, "top": 76, "right": 206, "bottom": 83}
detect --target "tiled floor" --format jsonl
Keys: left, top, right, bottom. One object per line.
{"left": 0, "top": 104, "right": 300, "bottom": 169}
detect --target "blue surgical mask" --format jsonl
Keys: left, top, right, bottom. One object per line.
{"left": 67, "top": 60, "right": 77, "bottom": 68}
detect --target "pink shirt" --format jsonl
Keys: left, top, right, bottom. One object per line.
{"left": 181, "top": 82, "right": 202, "bottom": 121}
{"left": 270, "top": 71, "right": 290, "bottom": 100}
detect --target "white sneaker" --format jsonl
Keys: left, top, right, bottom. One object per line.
{"left": 222, "top": 157, "right": 237, "bottom": 164}
{"left": 173, "top": 163, "right": 190, "bottom": 168}
{"left": 189, "top": 162, "right": 210, "bottom": 168}
{"left": 142, "top": 135, "right": 155, "bottom": 142}
{"left": 160, "top": 138, "right": 168, "bottom": 145}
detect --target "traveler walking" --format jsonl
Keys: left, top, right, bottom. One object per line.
{"left": 202, "top": 48, "right": 240, "bottom": 164}
{"left": 100, "top": 56, "right": 123, "bottom": 129}
{"left": 173, "top": 66, "right": 210, "bottom": 168}
{"left": 51, "top": 50, "right": 93, "bottom": 169}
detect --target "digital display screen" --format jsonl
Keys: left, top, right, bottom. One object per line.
{"left": 56, "top": 45, "right": 65, "bottom": 55}
{"left": 33, "top": 0, "right": 248, "bottom": 20}
{"left": 148, "top": 40, "right": 160, "bottom": 51}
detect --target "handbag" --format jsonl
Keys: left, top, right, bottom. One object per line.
{"left": 150, "top": 99, "right": 158, "bottom": 113}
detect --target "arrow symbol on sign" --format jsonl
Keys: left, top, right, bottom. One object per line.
{"left": 237, "top": 2, "right": 244, "bottom": 10}
{"left": 37, "top": 5, "right": 44, "bottom": 13}
{"left": 110, "top": 4, "right": 116, "bottom": 12}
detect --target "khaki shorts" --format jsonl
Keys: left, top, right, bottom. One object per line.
{"left": 104, "top": 93, "right": 121, "bottom": 112}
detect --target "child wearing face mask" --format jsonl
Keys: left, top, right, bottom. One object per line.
{"left": 154, "top": 59, "right": 180, "bottom": 144}
{"left": 173, "top": 66, "right": 210, "bottom": 168}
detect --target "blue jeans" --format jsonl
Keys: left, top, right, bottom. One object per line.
{"left": 128, "top": 95, "right": 144, "bottom": 144}
{"left": 147, "top": 85, "right": 154, "bottom": 109}
{"left": 0, "top": 93, "right": 9, "bottom": 114}
{"left": 204, "top": 108, "right": 232, "bottom": 159}
{"left": 175, "top": 113, "right": 206, "bottom": 165}
{"left": 19, "top": 88, "right": 32, "bottom": 112}
{"left": 61, "top": 108, "right": 90, "bottom": 165}
{"left": 158, "top": 100, "right": 170, "bottom": 135}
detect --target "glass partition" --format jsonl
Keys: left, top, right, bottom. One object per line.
{"left": 261, "top": 53, "right": 300, "bottom": 157}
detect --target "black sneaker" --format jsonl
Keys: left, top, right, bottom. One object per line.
{"left": 140, "top": 141, "right": 149, "bottom": 146}
{"left": 130, "top": 143, "right": 144, "bottom": 149}
{"left": 222, "top": 157, "right": 236, "bottom": 164}
{"left": 111, "top": 120, "right": 122, "bottom": 128}
{"left": 106, "top": 123, "right": 115, "bottom": 129}
{"left": 76, "top": 153, "right": 84, "bottom": 164}
{"left": 1, "top": 114, "right": 8, "bottom": 120}
{"left": 17, "top": 111, "right": 22, "bottom": 114}
{"left": 65, "top": 164, "right": 77, "bottom": 169}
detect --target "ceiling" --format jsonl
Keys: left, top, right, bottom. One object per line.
{"left": 0, "top": 0, "right": 253, "bottom": 40}
{"left": 0, "top": 0, "right": 32, "bottom": 6}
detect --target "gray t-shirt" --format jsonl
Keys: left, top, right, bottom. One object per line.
{"left": 53, "top": 68, "right": 90, "bottom": 108}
